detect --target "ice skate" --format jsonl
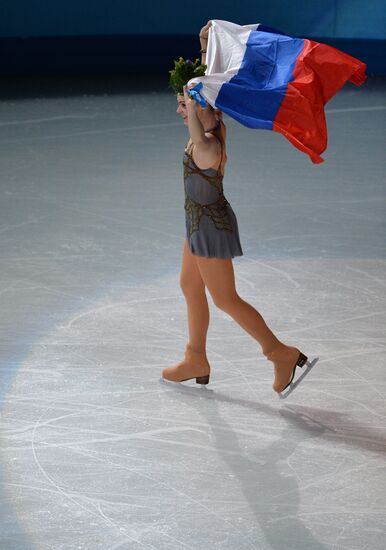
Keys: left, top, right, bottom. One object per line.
{"left": 162, "top": 343, "right": 211, "bottom": 384}
{"left": 266, "top": 344, "right": 317, "bottom": 397}
{"left": 277, "top": 356, "right": 319, "bottom": 398}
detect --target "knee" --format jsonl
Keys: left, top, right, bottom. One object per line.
{"left": 180, "top": 273, "right": 205, "bottom": 296}
{"left": 212, "top": 293, "right": 240, "bottom": 312}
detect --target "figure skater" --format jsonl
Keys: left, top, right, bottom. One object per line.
{"left": 162, "top": 22, "right": 308, "bottom": 394}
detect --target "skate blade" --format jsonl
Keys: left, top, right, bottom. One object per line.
{"left": 278, "top": 357, "right": 319, "bottom": 399}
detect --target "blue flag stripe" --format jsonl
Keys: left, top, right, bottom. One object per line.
{"left": 215, "top": 30, "right": 304, "bottom": 129}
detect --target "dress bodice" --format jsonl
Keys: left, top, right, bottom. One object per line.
{"left": 183, "top": 134, "right": 225, "bottom": 205}
{"left": 183, "top": 133, "right": 232, "bottom": 236}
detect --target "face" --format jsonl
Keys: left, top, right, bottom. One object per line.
{"left": 176, "top": 95, "right": 188, "bottom": 124}
{"left": 176, "top": 94, "right": 218, "bottom": 127}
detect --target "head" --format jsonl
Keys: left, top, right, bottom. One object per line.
{"left": 176, "top": 93, "right": 223, "bottom": 128}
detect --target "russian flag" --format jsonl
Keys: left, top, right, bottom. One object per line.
{"left": 187, "top": 20, "right": 367, "bottom": 164}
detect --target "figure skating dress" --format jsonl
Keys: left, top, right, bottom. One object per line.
{"left": 184, "top": 130, "right": 243, "bottom": 259}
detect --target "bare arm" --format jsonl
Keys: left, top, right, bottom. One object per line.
{"left": 183, "top": 85, "right": 220, "bottom": 170}
{"left": 200, "top": 36, "right": 207, "bottom": 65}
{"left": 183, "top": 21, "right": 211, "bottom": 143}
{"left": 199, "top": 21, "right": 211, "bottom": 65}
{"left": 182, "top": 21, "right": 220, "bottom": 170}
{"left": 193, "top": 135, "right": 221, "bottom": 170}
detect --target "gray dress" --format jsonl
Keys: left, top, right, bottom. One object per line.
{"left": 183, "top": 131, "right": 243, "bottom": 259}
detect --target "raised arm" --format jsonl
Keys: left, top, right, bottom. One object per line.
{"left": 199, "top": 21, "right": 212, "bottom": 65}
{"left": 183, "top": 82, "right": 221, "bottom": 170}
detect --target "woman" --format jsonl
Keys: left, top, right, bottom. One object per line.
{"left": 162, "top": 22, "right": 308, "bottom": 393}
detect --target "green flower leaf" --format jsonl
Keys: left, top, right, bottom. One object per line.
{"left": 168, "top": 57, "right": 207, "bottom": 95}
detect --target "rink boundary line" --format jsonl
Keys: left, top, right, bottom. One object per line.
{"left": 0, "top": 104, "right": 385, "bottom": 128}
{"left": 0, "top": 105, "right": 384, "bottom": 144}
{"left": 325, "top": 105, "right": 386, "bottom": 113}
{"left": 0, "top": 121, "right": 182, "bottom": 142}
{"left": 0, "top": 113, "right": 101, "bottom": 126}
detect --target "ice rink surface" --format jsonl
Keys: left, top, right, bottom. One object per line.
{"left": 0, "top": 74, "right": 385, "bottom": 549}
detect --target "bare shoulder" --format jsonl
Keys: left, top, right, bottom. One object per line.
{"left": 191, "top": 133, "right": 224, "bottom": 171}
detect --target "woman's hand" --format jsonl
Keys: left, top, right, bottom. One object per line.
{"left": 183, "top": 84, "right": 197, "bottom": 111}
{"left": 184, "top": 83, "right": 209, "bottom": 115}
{"left": 199, "top": 21, "right": 212, "bottom": 42}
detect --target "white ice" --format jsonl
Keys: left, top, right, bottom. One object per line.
{"left": 0, "top": 75, "right": 385, "bottom": 550}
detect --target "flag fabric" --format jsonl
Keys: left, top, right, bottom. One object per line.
{"left": 187, "top": 20, "right": 367, "bottom": 164}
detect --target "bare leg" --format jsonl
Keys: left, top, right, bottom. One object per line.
{"left": 194, "top": 254, "right": 303, "bottom": 392}
{"left": 162, "top": 240, "right": 211, "bottom": 383}
{"left": 180, "top": 239, "right": 209, "bottom": 353}
{"left": 194, "top": 254, "right": 284, "bottom": 355}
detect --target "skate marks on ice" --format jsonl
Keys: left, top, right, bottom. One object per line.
{"left": 278, "top": 357, "right": 320, "bottom": 400}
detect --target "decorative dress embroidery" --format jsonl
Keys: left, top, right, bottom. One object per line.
{"left": 183, "top": 138, "right": 233, "bottom": 237}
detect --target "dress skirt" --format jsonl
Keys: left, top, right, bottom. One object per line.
{"left": 185, "top": 202, "right": 243, "bottom": 259}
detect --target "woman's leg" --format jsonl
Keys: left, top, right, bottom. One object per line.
{"left": 162, "top": 239, "right": 211, "bottom": 382}
{"left": 180, "top": 239, "right": 209, "bottom": 353}
{"left": 193, "top": 255, "right": 304, "bottom": 392}
{"left": 194, "top": 255, "right": 283, "bottom": 355}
